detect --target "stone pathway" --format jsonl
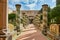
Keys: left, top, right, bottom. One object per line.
{"left": 16, "top": 24, "right": 48, "bottom": 40}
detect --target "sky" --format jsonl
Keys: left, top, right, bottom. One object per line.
{"left": 8, "top": 0, "right": 56, "bottom": 10}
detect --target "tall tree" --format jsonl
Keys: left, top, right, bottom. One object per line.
{"left": 50, "top": 5, "right": 60, "bottom": 24}
{"left": 47, "top": 7, "right": 51, "bottom": 25}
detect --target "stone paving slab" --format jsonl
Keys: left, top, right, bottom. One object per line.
{"left": 16, "top": 24, "right": 48, "bottom": 40}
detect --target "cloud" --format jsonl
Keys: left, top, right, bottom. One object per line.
{"left": 26, "top": 3, "right": 36, "bottom": 10}
{"left": 52, "top": 0, "right": 56, "bottom": 3}
{"left": 40, "top": 0, "right": 44, "bottom": 2}
{"left": 8, "top": 4, "right": 16, "bottom": 10}
{"left": 51, "top": 5, "right": 55, "bottom": 8}
{"left": 29, "top": 0, "right": 38, "bottom": 4}
{"left": 10, "top": 0, "right": 20, "bottom": 3}
{"left": 50, "top": 3, "right": 56, "bottom": 8}
{"left": 25, "top": 0, "right": 38, "bottom": 10}
{"left": 21, "top": 5, "right": 30, "bottom": 10}
{"left": 8, "top": 8, "right": 13, "bottom": 14}
{"left": 23, "top": 0, "right": 29, "bottom": 4}
{"left": 8, "top": 0, "right": 56, "bottom": 10}
{"left": 50, "top": 0, "right": 56, "bottom": 8}
{"left": 26, "top": 3, "right": 36, "bottom": 7}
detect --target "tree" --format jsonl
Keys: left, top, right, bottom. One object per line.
{"left": 49, "top": 5, "right": 60, "bottom": 24}
{"left": 8, "top": 13, "right": 16, "bottom": 25}
{"left": 47, "top": 7, "right": 51, "bottom": 25}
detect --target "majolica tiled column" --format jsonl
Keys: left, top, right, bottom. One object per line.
{"left": 33, "top": 13, "right": 41, "bottom": 29}
{"left": 22, "top": 13, "right": 29, "bottom": 28}
{"left": 15, "top": 4, "right": 21, "bottom": 35}
{"left": 42, "top": 4, "right": 48, "bottom": 36}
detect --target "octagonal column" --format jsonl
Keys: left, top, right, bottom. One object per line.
{"left": 42, "top": 4, "right": 48, "bottom": 36}
{"left": 15, "top": 4, "right": 21, "bottom": 35}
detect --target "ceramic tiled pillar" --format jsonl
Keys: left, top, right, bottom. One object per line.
{"left": 15, "top": 4, "right": 21, "bottom": 35}
{"left": 42, "top": 4, "right": 48, "bottom": 35}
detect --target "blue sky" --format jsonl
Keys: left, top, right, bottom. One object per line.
{"left": 8, "top": 0, "right": 56, "bottom": 10}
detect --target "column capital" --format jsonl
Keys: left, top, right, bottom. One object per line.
{"left": 42, "top": 4, "right": 48, "bottom": 7}
{"left": 15, "top": 4, "right": 21, "bottom": 8}
{"left": 42, "top": 4, "right": 48, "bottom": 11}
